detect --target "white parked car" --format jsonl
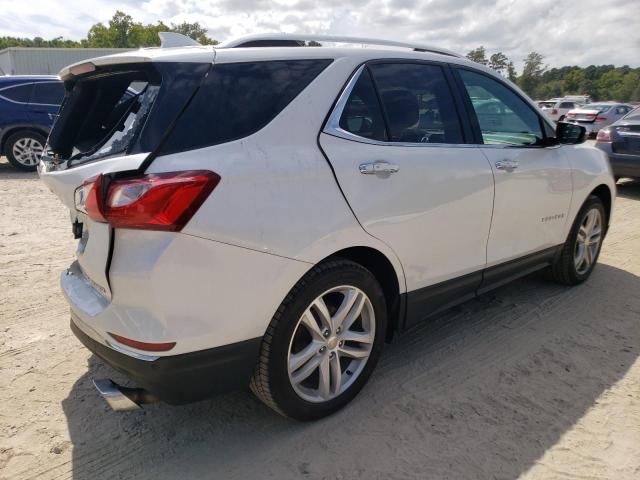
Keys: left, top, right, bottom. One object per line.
{"left": 566, "top": 103, "right": 635, "bottom": 136}
{"left": 39, "top": 33, "right": 615, "bottom": 420}
{"left": 540, "top": 98, "right": 583, "bottom": 122}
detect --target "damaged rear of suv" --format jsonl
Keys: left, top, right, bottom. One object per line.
{"left": 40, "top": 38, "right": 344, "bottom": 415}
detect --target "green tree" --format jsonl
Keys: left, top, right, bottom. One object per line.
{"left": 466, "top": 46, "right": 488, "bottom": 65}
{"left": 506, "top": 61, "right": 518, "bottom": 82}
{"left": 85, "top": 11, "right": 218, "bottom": 48}
{"left": 518, "top": 52, "right": 546, "bottom": 96}
{"left": 489, "top": 52, "right": 509, "bottom": 75}
{"left": 563, "top": 68, "right": 585, "bottom": 93}
{"left": 171, "top": 21, "right": 218, "bottom": 45}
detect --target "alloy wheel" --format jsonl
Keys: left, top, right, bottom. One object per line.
{"left": 12, "top": 137, "right": 44, "bottom": 167}
{"left": 287, "top": 285, "right": 375, "bottom": 403}
{"left": 574, "top": 207, "right": 603, "bottom": 275}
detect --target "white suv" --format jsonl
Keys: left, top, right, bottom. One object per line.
{"left": 540, "top": 98, "right": 582, "bottom": 122}
{"left": 39, "top": 34, "right": 615, "bottom": 420}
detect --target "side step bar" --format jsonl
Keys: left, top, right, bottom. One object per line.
{"left": 93, "top": 379, "right": 159, "bottom": 411}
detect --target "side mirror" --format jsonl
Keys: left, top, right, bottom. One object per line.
{"left": 556, "top": 122, "right": 587, "bottom": 145}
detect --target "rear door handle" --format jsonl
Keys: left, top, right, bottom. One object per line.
{"left": 359, "top": 162, "right": 400, "bottom": 175}
{"left": 495, "top": 159, "right": 519, "bottom": 171}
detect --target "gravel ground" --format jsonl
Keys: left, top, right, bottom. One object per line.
{"left": 1, "top": 157, "right": 639, "bottom": 480}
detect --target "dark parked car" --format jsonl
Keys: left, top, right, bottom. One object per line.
{"left": 596, "top": 106, "right": 640, "bottom": 181}
{"left": 0, "top": 76, "right": 64, "bottom": 171}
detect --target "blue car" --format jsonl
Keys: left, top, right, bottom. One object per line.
{"left": 0, "top": 76, "right": 64, "bottom": 171}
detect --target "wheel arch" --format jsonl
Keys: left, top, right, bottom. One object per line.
{"left": 322, "top": 246, "right": 403, "bottom": 342}
{"left": 589, "top": 184, "right": 612, "bottom": 226}
{"left": 1, "top": 125, "right": 49, "bottom": 154}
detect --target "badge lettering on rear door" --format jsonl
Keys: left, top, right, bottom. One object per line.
{"left": 541, "top": 213, "right": 565, "bottom": 223}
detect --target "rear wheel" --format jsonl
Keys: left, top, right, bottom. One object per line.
{"left": 4, "top": 131, "right": 46, "bottom": 172}
{"left": 250, "top": 259, "right": 387, "bottom": 420}
{"left": 547, "top": 196, "right": 605, "bottom": 285}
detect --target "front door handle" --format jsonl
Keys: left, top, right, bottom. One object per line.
{"left": 359, "top": 162, "right": 400, "bottom": 175}
{"left": 495, "top": 159, "right": 519, "bottom": 171}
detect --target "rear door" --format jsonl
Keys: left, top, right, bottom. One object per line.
{"left": 28, "top": 81, "right": 64, "bottom": 128}
{"left": 0, "top": 82, "right": 33, "bottom": 124}
{"left": 455, "top": 67, "right": 573, "bottom": 273}
{"left": 319, "top": 61, "right": 495, "bottom": 326}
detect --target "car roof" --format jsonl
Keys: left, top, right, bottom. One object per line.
{"left": 60, "top": 34, "right": 482, "bottom": 78}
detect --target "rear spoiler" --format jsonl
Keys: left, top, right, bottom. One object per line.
{"left": 59, "top": 54, "right": 153, "bottom": 81}
{"left": 59, "top": 33, "right": 205, "bottom": 81}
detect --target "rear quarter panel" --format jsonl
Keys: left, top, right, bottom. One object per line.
{"left": 146, "top": 56, "right": 406, "bottom": 292}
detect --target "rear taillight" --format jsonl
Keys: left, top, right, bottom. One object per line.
{"left": 596, "top": 116, "right": 608, "bottom": 122}
{"left": 75, "top": 171, "right": 220, "bottom": 231}
{"left": 551, "top": 109, "right": 558, "bottom": 114}
{"left": 75, "top": 174, "right": 106, "bottom": 222}
{"left": 596, "top": 129, "right": 612, "bottom": 143}
{"left": 567, "top": 112, "right": 576, "bottom": 118}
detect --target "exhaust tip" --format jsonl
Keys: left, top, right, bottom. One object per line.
{"left": 93, "top": 378, "right": 148, "bottom": 411}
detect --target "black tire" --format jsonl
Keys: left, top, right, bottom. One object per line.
{"left": 558, "top": 115, "right": 565, "bottom": 122}
{"left": 547, "top": 195, "right": 606, "bottom": 285}
{"left": 4, "top": 130, "right": 46, "bottom": 172}
{"left": 250, "top": 259, "right": 387, "bottom": 420}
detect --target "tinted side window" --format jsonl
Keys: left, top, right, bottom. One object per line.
{"left": 339, "top": 68, "right": 387, "bottom": 141}
{"left": 159, "top": 59, "right": 332, "bottom": 155}
{"left": 459, "top": 69, "right": 543, "bottom": 146}
{"left": 369, "top": 63, "right": 463, "bottom": 143}
{"left": 32, "top": 82, "right": 64, "bottom": 105}
{"left": 559, "top": 102, "right": 574, "bottom": 108}
{"left": 1, "top": 83, "right": 33, "bottom": 103}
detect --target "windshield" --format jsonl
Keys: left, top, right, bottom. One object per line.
{"left": 539, "top": 102, "right": 555, "bottom": 108}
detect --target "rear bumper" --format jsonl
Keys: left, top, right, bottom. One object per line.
{"left": 71, "top": 315, "right": 261, "bottom": 404}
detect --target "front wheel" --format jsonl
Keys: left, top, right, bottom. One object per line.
{"left": 547, "top": 196, "right": 606, "bottom": 285}
{"left": 250, "top": 259, "right": 387, "bottom": 420}
{"left": 4, "top": 131, "right": 46, "bottom": 172}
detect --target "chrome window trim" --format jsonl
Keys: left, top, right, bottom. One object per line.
{"left": 0, "top": 81, "right": 62, "bottom": 107}
{"left": 324, "top": 63, "right": 562, "bottom": 150}
{"left": 476, "top": 143, "right": 562, "bottom": 150}
{"left": 323, "top": 64, "right": 477, "bottom": 149}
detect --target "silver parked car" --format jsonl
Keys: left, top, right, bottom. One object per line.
{"left": 566, "top": 103, "right": 634, "bottom": 137}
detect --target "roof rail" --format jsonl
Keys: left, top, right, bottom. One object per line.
{"left": 217, "top": 34, "right": 463, "bottom": 58}
{"left": 158, "top": 32, "right": 202, "bottom": 48}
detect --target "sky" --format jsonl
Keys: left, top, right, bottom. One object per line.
{"left": 1, "top": 0, "right": 639, "bottom": 69}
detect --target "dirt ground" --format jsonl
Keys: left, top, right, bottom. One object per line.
{"left": 0, "top": 156, "right": 639, "bottom": 480}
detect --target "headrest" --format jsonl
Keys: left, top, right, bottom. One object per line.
{"left": 381, "top": 89, "right": 419, "bottom": 136}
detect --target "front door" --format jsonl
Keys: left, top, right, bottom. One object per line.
{"left": 320, "top": 61, "right": 495, "bottom": 326}
{"left": 455, "top": 68, "right": 573, "bottom": 270}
